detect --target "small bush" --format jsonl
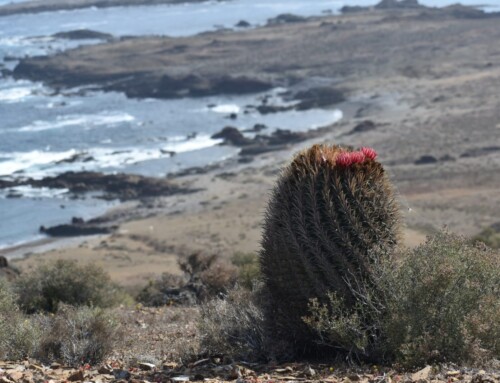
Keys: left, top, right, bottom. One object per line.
{"left": 0, "top": 280, "right": 42, "bottom": 360}
{"left": 38, "top": 304, "right": 119, "bottom": 366}
{"left": 474, "top": 224, "right": 500, "bottom": 249}
{"left": 138, "top": 253, "right": 238, "bottom": 306}
{"left": 231, "top": 252, "right": 261, "bottom": 289}
{"left": 137, "top": 273, "right": 190, "bottom": 306}
{"left": 199, "top": 285, "right": 267, "bottom": 361}
{"left": 384, "top": 232, "right": 500, "bottom": 367}
{"left": 303, "top": 293, "right": 373, "bottom": 358}
{"left": 14, "top": 260, "right": 123, "bottom": 313}
{"left": 303, "top": 231, "right": 500, "bottom": 367}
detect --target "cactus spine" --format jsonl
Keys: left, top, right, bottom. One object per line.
{"left": 260, "top": 144, "right": 400, "bottom": 352}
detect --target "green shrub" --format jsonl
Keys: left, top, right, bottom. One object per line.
{"left": 38, "top": 304, "right": 119, "bottom": 366}
{"left": 231, "top": 252, "right": 261, "bottom": 289}
{"left": 474, "top": 224, "right": 500, "bottom": 249}
{"left": 304, "top": 231, "right": 500, "bottom": 367}
{"left": 14, "top": 260, "right": 122, "bottom": 313}
{"left": 384, "top": 232, "right": 500, "bottom": 367}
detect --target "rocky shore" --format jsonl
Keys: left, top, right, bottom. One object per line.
{"left": 11, "top": 3, "right": 500, "bottom": 100}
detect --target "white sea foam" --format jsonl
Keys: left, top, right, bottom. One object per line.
{"left": 0, "top": 87, "right": 33, "bottom": 103}
{"left": 17, "top": 112, "right": 135, "bottom": 132}
{"left": 0, "top": 134, "right": 220, "bottom": 179}
{"left": 0, "top": 149, "right": 77, "bottom": 176}
{"left": 209, "top": 104, "right": 241, "bottom": 114}
{"left": 161, "top": 134, "right": 221, "bottom": 154}
{"left": 0, "top": 185, "right": 69, "bottom": 199}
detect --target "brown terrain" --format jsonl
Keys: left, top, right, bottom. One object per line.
{"left": 6, "top": 4, "right": 500, "bottom": 287}
{"left": 0, "top": 2, "right": 499, "bottom": 380}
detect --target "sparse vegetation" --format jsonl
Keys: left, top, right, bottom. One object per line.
{"left": 199, "top": 285, "right": 267, "bottom": 362}
{"left": 304, "top": 232, "right": 500, "bottom": 367}
{"left": 137, "top": 253, "right": 238, "bottom": 306}
{"left": 231, "top": 252, "right": 261, "bottom": 289}
{"left": 383, "top": 232, "right": 500, "bottom": 367}
{"left": 474, "top": 223, "right": 500, "bottom": 249}
{"left": 37, "top": 304, "right": 119, "bottom": 366}
{"left": 1, "top": 278, "right": 118, "bottom": 365}
{"left": 14, "top": 259, "right": 123, "bottom": 313}
{"left": 0, "top": 280, "right": 42, "bottom": 361}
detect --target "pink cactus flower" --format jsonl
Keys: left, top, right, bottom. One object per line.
{"left": 349, "top": 151, "right": 366, "bottom": 164}
{"left": 361, "top": 147, "right": 377, "bottom": 160}
{"left": 336, "top": 152, "right": 353, "bottom": 167}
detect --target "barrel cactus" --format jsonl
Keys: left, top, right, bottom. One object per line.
{"left": 260, "top": 144, "right": 400, "bottom": 354}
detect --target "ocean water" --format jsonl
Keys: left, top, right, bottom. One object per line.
{"left": 0, "top": 0, "right": 499, "bottom": 250}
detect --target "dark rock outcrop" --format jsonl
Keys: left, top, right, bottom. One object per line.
{"left": 52, "top": 29, "right": 113, "bottom": 41}
{"left": 460, "top": 146, "right": 500, "bottom": 158}
{"left": 340, "top": 5, "right": 368, "bottom": 13}
{"left": 267, "top": 13, "right": 307, "bottom": 25}
{"left": 292, "top": 87, "right": 345, "bottom": 110}
{"left": 235, "top": 20, "right": 251, "bottom": 28}
{"left": 154, "top": 74, "right": 274, "bottom": 99}
{"left": 211, "top": 126, "right": 253, "bottom": 146}
{"left": 346, "top": 120, "right": 377, "bottom": 135}
{"left": 40, "top": 223, "right": 114, "bottom": 237}
{"left": 415, "top": 155, "right": 438, "bottom": 165}
{"left": 212, "top": 125, "right": 335, "bottom": 156}
{"left": 375, "top": 0, "right": 423, "bottom": 10}
{"left": 0, "top": 172, "right": 192, "bottom": 201}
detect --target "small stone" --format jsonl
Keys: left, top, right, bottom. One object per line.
{"left": 28, "top": 364, "right": 44, "bottom": 372}
{"left": 446, "top": 371, "right": 461, "bottom": 378}
{"left": 171, "top": 376, "right": 190, "bottom": 382}
{"left": 163, "top": 363, "right": 178, "bottom": 370}
{"left": 412, "top": 366, "right": 433, "bottom": 382}
{"left": 138, "top": 363, "right": 156, "bottom": 371}
{"left": 191, "top": 359, "right": 210, "bottom": 368}
{"left": 98, "top": 366, "right": 113, "bottom": 375}
{"left": 50, "top": 363, "right": 61, "bottom": 370}
{"left": 303, "top": 366, "right": 316, "bottom": 378}
{"left": 7, "top": 372, "right": 23, "bottom": 382}
{"left": 113, "top": 370, "right": 131, "bottom": 380}
{"left": 68, "top": 370, "right": 85, "bottom": 382}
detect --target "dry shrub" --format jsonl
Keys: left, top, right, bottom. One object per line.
{"left": 384, "top": 232, "right": 500, "bottom": 368}
{"left": 38, "top": 304, "right": 119, "bottom": 366}
{"left": 179, "top": 253, "right": 238, "bottom": 299}
{"left": 231, "top": 252, "right": 261, "bottom": 289}
{"left": 14, "top": 259, "right": 123, "bottom": 313}
{"left": 199, "top": 285, "right": 267, "bottom": 362}
{"left": 0, "top": 280, "right": 41, "bottom": 360}
{"left": 136, "top": 273, "right": 190, "bottom": 306}
{"left": 138, "top": 253, "right": 238, "bottom": 306}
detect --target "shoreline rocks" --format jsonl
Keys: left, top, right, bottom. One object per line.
{"left": 0, "top": 171, "right": 193, "bottom": 201}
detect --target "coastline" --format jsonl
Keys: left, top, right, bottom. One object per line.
{"left": 0, "top": 0, "right": 227, "bottom": 17}
{"left": 5, "top": 6, "right": 500, "bottom": 288}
